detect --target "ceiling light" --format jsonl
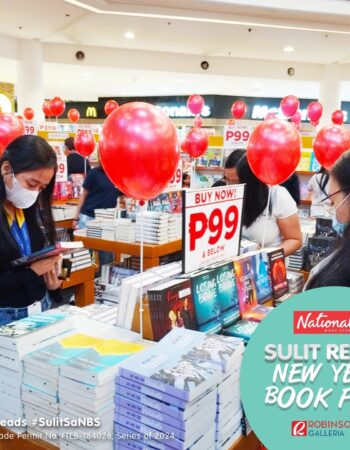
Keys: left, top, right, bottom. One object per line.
{"left": 124, "top": 31, "right": 135, "bottom": 39}
{"left": 83, "top": 72, "right": 91, "bottom": 77}
{"left": 283, "top": 46, "right": 295, "bottom": 52}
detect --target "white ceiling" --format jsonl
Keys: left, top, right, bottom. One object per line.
{"left": 2, "top": 0, "right": 350, "bottom": 100}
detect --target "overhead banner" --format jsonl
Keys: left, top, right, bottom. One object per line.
{"left": 224, "top": 124, "right": 254, "bottom": 149}
{"left": 182, "top": 184, "right": 245, "bottom": 273}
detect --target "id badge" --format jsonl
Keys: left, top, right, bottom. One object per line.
{"left": 28, "top": 301, "right": 42, "bottom": 316}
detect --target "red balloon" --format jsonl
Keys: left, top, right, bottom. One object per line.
{"left": 74, "top": 131, "right": 95, "bottom": 157}
{"left": 99, "top": 102, "right": 179, "bottom": 200}
{"left": 247, "top": 119, "right": 301, "bottom": 185}
{"left": 264, "top": 112, "right": 276, "bottom": 120}
{"left": 307, "top": 101, "right": 323, "bottom": 122}
{"left": 0, "top": 113, "right": 25, "bottom": 156}
{"left": 23, "top": 107, "right": 34, "bottom": 121}
{"left": 231, "top": 101, "right": 247, "bottom": 119}
{"left": 291, "top": 111, "right": 302, "bottom": 124}
{"left": 280, "top": 95, "right": 299, "bottom": 117}
{"left": 184, "top": 127, "right": 209, "bottom": 158}
{"left": 104, "top": 100, "right": 119, "bottom": 116}
{"left": 194, "top": 115, "right": 203, "bottom": 128}
{"left": 68, "top": 108, "right": 80, "bottom": 123}
{"left": 42, "top": 101, "right": 53, "bottom": 118}
{"left": 180, "top": 140, "right": 189, "bottom": 153}
{"left": 311, "top": 120, "right": 319, "bottom": 127}
{"left": 331, "top": 109, "right": 344, "bottom": 125}
{"left": 313, "top": 125, "right": 350, "bottom": 170}
{"left": 50, "top": 97, "right": 65, "bottom": 117}
{"left": 187, "top": 95, "right": 204, "bottom": 115}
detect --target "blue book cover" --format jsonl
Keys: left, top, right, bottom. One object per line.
{"left": 214, "top": 263, "right": 240, "bottom": 327}
{"left": 0, "top": 313, "right": 67, "bottom": 338}
{"left": 118, "top": 329, "right": 222, "bottom": 402}
{"left": 223, "top": 320, "right": 258, "bottom": 341}
{"left": 190, "top": 270, "right": 222, "bottom": 334}
{"left": 251, "top": 251, "right": 273, "bottom": 304}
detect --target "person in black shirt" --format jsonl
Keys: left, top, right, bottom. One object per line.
{"left": 0, "top": 135, "right": 61, "bottom": 325}
{"left": 65, "top": 137, "right": 91, "bottom": 176}
{"left": 281, "top": 172, "right": 301, "bottom": 205}
{"left": 212, "top": 149, "right": 245, "bottom": 187}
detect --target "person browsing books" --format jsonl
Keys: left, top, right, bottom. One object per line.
{"left": 65, "top": 137, "right": 91, "bottom": 176}
{"left": 0, "top": 135, "right": 61, "bottom": 325}
{"left": 305, "top": 151, "right": 350, "bottom": 289}
{"left": 236, "top": 155, "right": 302, "bottom": 257}
{"left": 307, "top": 167, "right": 330, "bottom": 217}
{"left": 212, "top": 149, "right": 245, "bottom": 187}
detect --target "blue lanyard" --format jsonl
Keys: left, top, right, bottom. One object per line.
{"left": 8, "top": 209, "right": 32, "bottom": 257}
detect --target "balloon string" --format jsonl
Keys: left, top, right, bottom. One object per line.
{"left": 139, "top": 203, "right": 144, "bottom": 339}
{"left": 261, "top": 187, "right": 272, "bottom": 249}
{"left": 84, "top": 157, "right": 87, "bottom": 175}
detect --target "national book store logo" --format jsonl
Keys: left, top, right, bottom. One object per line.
{"left": 291, "top": 421, "right": 350, "bottom": 437}
{"left": 293, "top": 311, "right": 350, "bottom": 334}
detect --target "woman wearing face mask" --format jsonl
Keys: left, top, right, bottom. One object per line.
{"left": 305, "top": 151, "right": 350, "bottom": 289}
{"left": 0, "top": 135, "right": 61, "bottom": 325}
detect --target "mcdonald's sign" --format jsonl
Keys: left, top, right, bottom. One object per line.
{"left": 86, "top": 106, "right": 97, "bottom": 118}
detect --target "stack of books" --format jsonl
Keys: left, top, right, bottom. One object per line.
{"left": 223, "top": 320, "right": 259, "bottom": 342}
{"left": 87, "top": 219, "right": 103, "bottom": 238}
{"left": 287, "top": 246, "right": 306, "bottom": 270}
{"left": 114, "top": 329, "right": 245, "bottom": 450}
{"left": 58, "top": 327, "right": 146, "bottom": 449}
{"left": 87, "top": 219, "right": 135, "bottom": 242}
{"left": 287, "top": 270, "right": 304, "bottom": 294}
{"left": 94, "top": 208, "right": 126, "bottom": 220}
{"left": 64, "top": 248, "right": 92, "bottom": 273}
{"left": 96, "top": 266, "right": 138, "bottom": 305}
{"left": 135, "top": 212, "right": 180, "bottom": 244}
{"left": 52, "top": 205, "right": 77, "bottom": 221}
{"left": 0, "top": 313, "right": 72, "bottom": 434}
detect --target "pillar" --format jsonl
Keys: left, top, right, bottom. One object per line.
{"left": 318, "top": 64, "right": 341, "bottom": 127}
{"left": 16, "top": 40, "right": 45, "bottom": 121}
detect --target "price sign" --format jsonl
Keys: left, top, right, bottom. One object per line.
{"left": 50, "top": 141, "right": 68, "bottom": 182}
{"left": 24, "top": 120, "right": 38, "bottom": 135}
{"left": 224, "top": 125, "right": 254, "bottom": 149}
{"left": 182, "top": 184, "right": 245, "bottom": 273}
{"left": 164, "top": 159, "right": 183, "bottom": 193}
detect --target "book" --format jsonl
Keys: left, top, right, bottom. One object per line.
{"left": 266, "top": 248, "right": 288, "bottom": 299}
{"left": 214, "top": 262, "right": 239, "bottom": 327}
{"left": 305, "top": 236, "right": 335, "bottom": 271}
{"left": 11, "top": 241, "right": 84, "bottom": 267}
{"left": 189, "top": 270, "right": 222, "bottom": 334}
{"left": 148, "top": 279, "right": 197, "bottom": 342}
{"left": 315, "top": 218, "right": 337, "bottom": 238}
{"left": 223, "top": 320, "right": 258, "bottom": 341}
{"left": 233, "top": 254, "right": 258, "bottom": 315}
{"left": 251, "top": 251, "right": 273, "bottom": 303}
{"left": 242, "top": 304, "right": 273, "bottom": 322}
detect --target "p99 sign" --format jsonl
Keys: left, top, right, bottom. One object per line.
{"left": 183, "top": 184, "right": 244, "bottom": 273}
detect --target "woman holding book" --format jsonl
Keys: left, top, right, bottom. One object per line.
{"left": 305, "top": 151, "right": 350, "bottom": 289}
{"left": 236, "top": 155, "right": 302, "bottom": 257}
{"left": 0, "top": 135, "right": 61, "bottom": 325}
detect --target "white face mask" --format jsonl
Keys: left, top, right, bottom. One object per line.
{"left": 5, "top": 173, "right": 39, "bottom": 209}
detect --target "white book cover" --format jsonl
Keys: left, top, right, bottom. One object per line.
{"left": 59, "top": 376, "right": 114, "bottom": 400}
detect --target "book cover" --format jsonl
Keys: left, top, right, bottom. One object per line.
{"left": 148, "top": 279, "right": 197, "bottom": 341}
{"left": 214, "top": 263, "right": 239, "bottom": 327}
{"left": 223, "top": 320, "right": 258, "bottom": 341}
{"left": 251, "top": 251, "right": 273, "bottom": 304}
{"left": 190, "top": 270, "right": 222, "bottom": 334}
{"left": 242, "top": 305, "right": 274, "bottom": 323}
{"left": 305, "top": 236, "right": 335, "bottom": 271}
{"left": 266, "top": 248, "right": 288, "bottom": 299}
{"left": 233, "top": 255, "right": 258, "bottom": 315}
{"left": 315, "top": 218, "right": 337, "bottom": 238}
{"left": 11, "top": 242, "right": 84, "bottom": 267}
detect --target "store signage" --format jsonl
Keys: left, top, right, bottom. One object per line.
{"left": 164, "top": 159, "right": 183, "bottom": 193}
{"left": 158, "top": 105, "right": 211, "bottom": 118}
{"left": 182, "top": 184, "right": 245, "bottom": 273}
{"left": 51, "top": 141, "right": 67, "bottom": 182}
{"left": 224, "top": 124, "right": 254, "bottom": 149}
{"left": 86, "top": 106, "right": 97, "bottom": 118}
{"left": 23, "top": 120, "right": 38, "bottom": 135}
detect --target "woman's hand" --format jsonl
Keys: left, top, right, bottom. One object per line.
{"left": 29, "top": 256, "right": 60, "bottom": 277}
{"left": 43, "top": 269, "right": 62, "bottom": 291}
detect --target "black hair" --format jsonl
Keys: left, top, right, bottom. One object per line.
{"left": 306, "top": 151, "right": 350, "bottom": 289}
{"left": 224, "top": 149, "right": 245, "bottom": 169}
{"left": 0, "top": 135, "right": 57, "bottom": 246}
{"left": 316, "top": 166, "right": 329, "bottom": 196}
{"left": 64, "top": 137, "right": 75, "bottom": 151}
{"left": 236, "top": 155, "right": 269, "bottom": 227}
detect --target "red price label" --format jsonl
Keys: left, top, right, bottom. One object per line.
{"left": 25, "top": 125, "right": 35, "bottom": 134}
{"left": 170, "top": 168, "right": 182, "bottom": 184}
{"left": 58, "top": 163, "right": 65, "bottom": 174}
{"left": 188, "top": 205, "right": 239, "bottom": 251}
{"left": 225, "top": 130, "right": 250, "bottom": 141}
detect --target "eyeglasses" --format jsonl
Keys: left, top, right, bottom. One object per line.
{"left": 320, "top": 187, "right": 350, "bottom": 204}
{"left": 321, "top": 191, "right": 350, "bottom": 216}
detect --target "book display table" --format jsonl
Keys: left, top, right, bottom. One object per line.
{"left": 0, "top": 426, "right": 260, "bottom": 449}
{"left": 73, "top": 235, "right": 182, "bottom": 270}
{"left": 61, "top": 266, "right": 95, "bottom": 307}
{"left": 54, "top": 219, "right": 74, "bottom": 230}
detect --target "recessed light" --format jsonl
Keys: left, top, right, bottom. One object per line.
{"left": 65, "top": 14, "right": 70, "bottom": 17}
{"left": 83, "top": 72, "right": 91, "bottom": 77}
{"left": 124, "top": 31, "right": 135, "bottom": 39}
{"left": 283, "top": 46, "right": 294, "bottom": 52}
